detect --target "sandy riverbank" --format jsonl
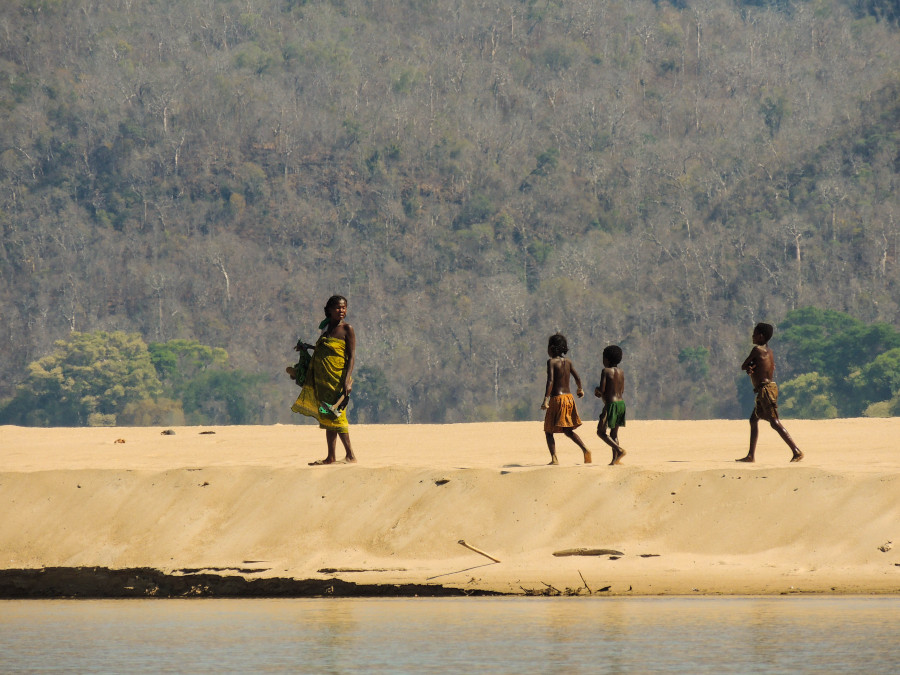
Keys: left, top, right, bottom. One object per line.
{"left": 1, "top": 419, "right": 898, "bottom": 596}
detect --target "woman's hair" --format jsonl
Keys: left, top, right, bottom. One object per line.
{"left": 324, "top": 295, "right": 347, "bottom": 315}
{"left": 548, "top": 333, "right": 568, "bottom": 357}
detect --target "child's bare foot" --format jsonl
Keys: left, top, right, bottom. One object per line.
{"left": 609, "top": 448, "right": 626, "bottom": 465}
{"left": 286, "top": 366, "right": 296, "bottom": 378}
{"left": 548, "top": 455, "right": 559, "bottom": 465}
{"left": 790, "top": 450, "right": 803, "bottom": 462}
{"left": 344, "top": 456, "right": 358, "bottom": 463}
{"left": 735, "top": 455, "right": 754, "bottom": 463}
{"left": 309, "top": 458, "right": 336, "bottom": 466}
{"left": 583, "top": 451, "right": 592, "bottom": 464}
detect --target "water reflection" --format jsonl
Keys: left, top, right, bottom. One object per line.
{"left": 1, "top": 597, "right": 899, "bottom": 674}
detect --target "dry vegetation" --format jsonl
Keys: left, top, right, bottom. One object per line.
{"left": 0, "top": 0, "right": 898, "bottom": 423}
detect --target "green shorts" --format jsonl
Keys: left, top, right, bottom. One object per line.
{"left": 599, "top": 400, "right": 626, "bottom": 430}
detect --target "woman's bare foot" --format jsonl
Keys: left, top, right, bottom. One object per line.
{"left": 790, "top": 450, "right": 803, "bottom": 462}
{"left": 583, "top": 450, "right": 592, "bottom": 464}
{"left": 309, "top": 458, "right": 336, "bottom": 466}
{"left": 609, "top": 448, "right": 626, "bottom": 465}
{"left": 548, "top": 455, "right": 559, "bottom": 465}
{"left": 735, "top": 455, "right": 754, "bottom": 463}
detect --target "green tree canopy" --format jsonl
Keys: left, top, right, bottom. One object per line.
{"left": 149, "top": 339, "right": 230, "bottom": 399}
{"left": 850, "top": 348, "right": 900, "bottom": 408}
{"left": 0, "top": 331, "right": 162, "bottom": 426}
{"left": 351, "top": 365, "right": 400, "bottom": 423}
{"left": 778, "top": 308, "right": 900, "bottom": 417}
{"left": 0, "top": 332, "right": 271, "bottom": 426}
{"left": 779, "top": 307, "right": 900, "bottom": 383}
{"left": 779, "top": 372, "right": 839, "bottom": 420}
{"left": 180, "top": 370, "right": 268, "bottom": 425}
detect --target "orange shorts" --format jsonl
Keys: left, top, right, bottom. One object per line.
{"left": 544, "top": 394, "right": 583, "bottom": 433}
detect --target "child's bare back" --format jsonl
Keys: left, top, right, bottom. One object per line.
{"left": 546, "top": 356, "right": 577, "bottom": 396}
{"left": 596, "top": 366, "right": 624, "bottom": 402}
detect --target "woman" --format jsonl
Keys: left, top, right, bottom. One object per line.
{"left": 292, "top": 295, "right": 357, "bottom": 465}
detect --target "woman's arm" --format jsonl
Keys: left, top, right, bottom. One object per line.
{"left": 341, "top": 324, "right": 356, "bottom": 395}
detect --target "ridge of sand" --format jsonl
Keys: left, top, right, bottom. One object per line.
{"left": 1, "top": 419, "right": 898, "bottom": 595}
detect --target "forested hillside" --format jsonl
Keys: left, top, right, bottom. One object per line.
{"left": 1, "top": 0, "right": 898, "bottom": 424}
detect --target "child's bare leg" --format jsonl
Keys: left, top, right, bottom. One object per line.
{"left": 338, "top": 432, "right": 357, "bottom": 462}
{"left": 610, "top": 427, "right": 623, "bottom": 450}
{"left": 545, "top": 432, "right": 559, "bottom": 465}
{"left": 736, "top": 413, "right": 759, "bottom": 462}
{"left": 563, "top": 430, "right": 591, "bottom": 464}
{"left": 597, "top": 422, "right": 624, "bottom": 464}
{"left": 596, "top": 421, "right": 616, "bottom": 448}
{"left": 599, "top": 433, "right": 623, "bottom": 464}
{"left": 609, "top": 427, "right": 626, "bottom": 465}
{"left": 770, "top": 419, "right": 802, "bottom": 462}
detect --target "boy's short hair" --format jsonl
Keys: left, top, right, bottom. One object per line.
{"left": 548, "top": 333, "right": 568, "bottom": 356}
{"left": 754, "top": 322, "right": 774, "bottom": 342}
{"left": 603, "top": 344, "right": 623, "bottom": 366}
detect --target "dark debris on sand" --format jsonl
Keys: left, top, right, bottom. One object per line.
{"left": 0, "top": 567, "right": 504, "bottom": 599}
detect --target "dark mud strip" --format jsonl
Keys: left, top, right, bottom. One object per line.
{"left": 0, "top": 567, "right": 504, "bottom": 599}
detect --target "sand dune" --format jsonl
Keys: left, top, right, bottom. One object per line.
{"left": 1, "top": 419, "right": 898, "bottom": 595}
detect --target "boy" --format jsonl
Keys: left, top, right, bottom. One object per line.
{"left": 736, "top": 322, "right": 803, "bottom": 463}
{"left": 594, "top": 345, "right": 626, "bottom": 465}
{"left": 541, "top": 333, "right": 592, "bottom": 465}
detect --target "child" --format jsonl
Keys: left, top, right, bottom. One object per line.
{"left": 541, "top": 333, "right": 592, "bottom": 465}
{"left": 594, "top": 344, "right": 626, "bottom": 465}
{"left": 736, "top": 322, "right": 803, "bottom": 463}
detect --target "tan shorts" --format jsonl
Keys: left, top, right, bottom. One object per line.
{"left": 754, "top": 381, "right": 779, "bottom": 421}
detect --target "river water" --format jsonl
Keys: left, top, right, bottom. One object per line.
{"left": 2, "top": 596, "right": 899, "bottom": 673}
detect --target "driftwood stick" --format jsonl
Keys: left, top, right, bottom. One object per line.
{"left": 553, "top": 548, "right": 624, "bottom": 557}
{"left": 457, "top": 539, "right": 501, "bottom": 563}
{"left": 578, "top": 569, "right": 592, "bottom": 594}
